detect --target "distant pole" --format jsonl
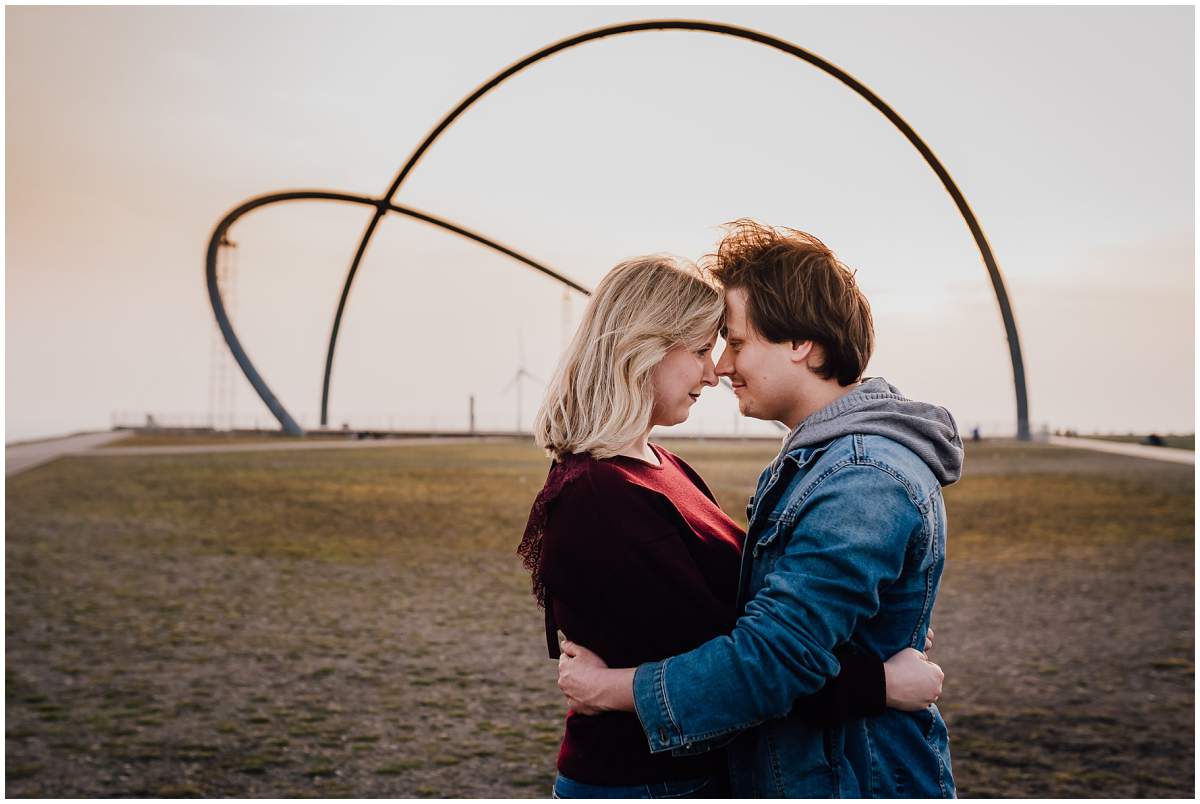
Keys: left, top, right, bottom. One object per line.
{"left": 517, "top": 330, "right": 525, "bottom": 433}
{"left": 561, "top": 288, "right": 571, "bottom": 350}
{"left": 469, "top": 394, "right": 476, "bottom": 434}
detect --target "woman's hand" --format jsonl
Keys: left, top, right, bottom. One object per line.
{"left": 925, "top": 626, "right": 934, "bottom": 652}
{"left": 560, "top": 638, "right": 609, "bottom": 670}
{"left": 558, "top": 639, "right": 610, "bottom": 715}
{"left": 557, "top": 639, "right": 635, "bottom": 715}
{"left": 883, "top": 647, "right": 944, "bottom": 711}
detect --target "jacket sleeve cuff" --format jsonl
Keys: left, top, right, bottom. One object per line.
{"left": 633, "top": 660, "right": 679, "bottom": 753}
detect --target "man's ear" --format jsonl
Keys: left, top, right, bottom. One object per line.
{"left": 788, "top": 339, "right": 815, "bottom": 366}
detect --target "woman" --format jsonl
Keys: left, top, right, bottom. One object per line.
{"left": 517, "top": 255, "right": 941, "bottom": 799}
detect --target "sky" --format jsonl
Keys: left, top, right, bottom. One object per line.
{"left": 5, "top": 5, "right": 1195, "bottom": 443}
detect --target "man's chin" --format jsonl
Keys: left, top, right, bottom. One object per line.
{"left": 739, "top": 400, "right": 778, "bottom": 423}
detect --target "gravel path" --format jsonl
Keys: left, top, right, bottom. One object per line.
{"left": 1048, "top": 435, "right": 1194, "bottom": 464}
{"left": 5, "top": 431, "right": 132, "bottom": 476}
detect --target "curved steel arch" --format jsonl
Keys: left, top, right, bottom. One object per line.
{"left": 206, "top": 191, "right": 590, "bottom": 434}
{"left": 207, "top": 18, "right": 1030, "bottom": 439}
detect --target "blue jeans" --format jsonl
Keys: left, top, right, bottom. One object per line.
{"left": 552, "top": 773, "right": 718, "bottom": 799}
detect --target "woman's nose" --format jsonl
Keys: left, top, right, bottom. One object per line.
{"left": 703, "top": 356, "right": 719, "bottom": 386}
{"left": 714, "top": 346, "right": 733, "bottom": 377}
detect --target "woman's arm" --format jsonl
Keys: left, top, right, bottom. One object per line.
{"left": 791, "top": 639, "right": 942, "bottom": 728}
{"left": 559, "top": 640, "right": 943, "bottom": 722}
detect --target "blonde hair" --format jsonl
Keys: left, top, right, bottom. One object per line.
{"left": 534, "top": 255, "right": 723, "bottom": 460}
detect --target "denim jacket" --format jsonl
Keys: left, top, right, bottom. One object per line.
{"left": 631, "top": 381, "right": 961, "bottom": 798}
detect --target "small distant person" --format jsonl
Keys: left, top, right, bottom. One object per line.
{"left": 519, "top": 252, "right": 944, "bottom": 799}
{"left": 556, "top": 221, "right": 961, "bottom": 797}
{"left": 972, "top": 425, "right": 982, "bottom": 442}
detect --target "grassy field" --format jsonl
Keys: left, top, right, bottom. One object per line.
{"left": 5, "top": 438, "right": 1194, "bottom": 797}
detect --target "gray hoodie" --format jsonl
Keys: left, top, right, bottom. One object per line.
{"left": 776, "top": 376, "right": 963, "bottom": 486}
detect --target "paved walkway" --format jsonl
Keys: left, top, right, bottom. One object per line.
{"left": 6, "top": 430, "right": 134, "bottom": 476}
{"left": 75, "top": 436, "right": 512, "bottom": 458}
{"left": 6, "top": 434, "right": 516, "bottom": 475}
{"left": 1047, "top": 435, "right": 1194, "bottom": 465}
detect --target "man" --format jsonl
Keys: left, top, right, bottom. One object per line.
{"left": 557, "top": 220, "right": 962, "bottom": 797}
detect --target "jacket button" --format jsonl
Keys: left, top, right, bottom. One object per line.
{"left": 658, "top": 726, "right": 669, "bottom": 743}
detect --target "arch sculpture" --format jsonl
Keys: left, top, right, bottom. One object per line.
{"left": 206, "top": 19, "right": 1031, "bottom": 439}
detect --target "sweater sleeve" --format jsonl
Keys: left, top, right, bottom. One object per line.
{"left": 791, "top": 646, "right": 886, "bottom": 727}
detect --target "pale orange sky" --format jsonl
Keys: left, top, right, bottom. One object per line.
{"left": 5, "top": 5, "right": 1195, "bottom": 441}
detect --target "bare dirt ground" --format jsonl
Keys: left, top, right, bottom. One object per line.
{"left": 5, "top": 439, "right": 1193, "bottom": 797}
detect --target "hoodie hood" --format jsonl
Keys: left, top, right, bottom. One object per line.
{"left": 777, "top": 377, "right": 963, "bottom": 486}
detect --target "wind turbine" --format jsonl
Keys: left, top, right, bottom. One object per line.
{"left": 500, "top": 330, "right": 544, "bottom": 433}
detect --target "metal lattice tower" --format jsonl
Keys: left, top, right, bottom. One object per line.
{"left": 208, "top": 236, "right": 239, "bottom": 430}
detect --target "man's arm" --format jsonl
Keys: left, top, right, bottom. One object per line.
{"left": 557, "top": 636, "right": 941, "bottom": 729}
{"left": 557, "top": 464, "right": 922, "bottom": 753}
{"left": 634, "top": 464, "right": 920, "bottom": 752}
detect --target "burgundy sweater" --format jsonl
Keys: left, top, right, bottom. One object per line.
{"left": 535, "top": 443, "right": 885, "bottom": 786}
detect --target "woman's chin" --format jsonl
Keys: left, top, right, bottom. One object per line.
{"left": 668, "top": 411, "right": 690, "bottom": 427}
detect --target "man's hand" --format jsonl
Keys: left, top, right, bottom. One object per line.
{"left": 557, "top": 639, "right": 636, "bottom": 715}
{"left": 883, "top": 647, "right": 944, "bottom": 711}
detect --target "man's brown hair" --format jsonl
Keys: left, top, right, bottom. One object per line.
{"left": 710, "top": 219, "right": 874, "bottom": 386}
